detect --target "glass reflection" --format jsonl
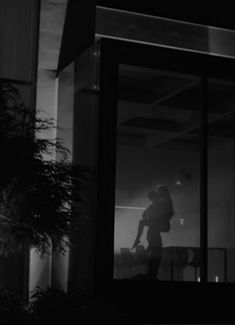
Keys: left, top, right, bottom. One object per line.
{"left": 208, "top": 79, "right": 235, "bottom": 282}
{"left": 132, "top": 186, "right": 174, "bottom": 279}
{"left": 114, "top": 64, "right": 201, "bottom": 281}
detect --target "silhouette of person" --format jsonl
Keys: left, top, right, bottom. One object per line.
{"left": 132, "top": 186, "right": 174, "bottom": 279}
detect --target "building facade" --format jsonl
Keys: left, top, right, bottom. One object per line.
{"left": 1, "top": 0, "right": 235, "bottom": 323}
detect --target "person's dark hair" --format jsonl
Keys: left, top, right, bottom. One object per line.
{"left": 147, "top": 189, "right": 159, "bottom": 202}
{"left": 158, "top": 185, "right": 171, "bottom": 199}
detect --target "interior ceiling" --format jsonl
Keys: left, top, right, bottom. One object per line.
{"left": 118, "top": 65, "right": 235, "bottom": 151}
{"left": 38, "top": 0, "right": 68, "bottom": 71}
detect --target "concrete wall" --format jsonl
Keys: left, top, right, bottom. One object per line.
{"left": 0, "top": 0, "right": 40, "bottom": 296}
{"left": 0, "top": 0, "right": 39, "bottom": 82}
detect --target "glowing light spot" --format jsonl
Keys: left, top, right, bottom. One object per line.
{"left": 115, "top": 205, "right": 145, "bottom": 210}
{"left": 179, "top": 218, "right": 184, "bottom": 226}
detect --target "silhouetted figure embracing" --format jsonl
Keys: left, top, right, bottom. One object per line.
{"left": 132, "top": 186, "right": 174, "bottom": 279}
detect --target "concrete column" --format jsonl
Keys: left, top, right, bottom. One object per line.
{"left": 51, "top": 63, "right": 74, "bottom": 292}
{"left": 29, "top": 70, "right": 58, "bottom": 294}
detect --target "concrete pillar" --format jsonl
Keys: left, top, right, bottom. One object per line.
{"left": 29, "top": 70, "right": 58, "bottom": 294}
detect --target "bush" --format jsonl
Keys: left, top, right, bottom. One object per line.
{"left": 27, "top": 287, "right": 93, "bottom": 324}
{"left": 0, "top": 287, "right": 138, "bottom": 325}
{"left": 0, "top": 81, "right": 91, "bottom": 255}
{"left": 0, "top": 289, "right": 27, "bottom": 324}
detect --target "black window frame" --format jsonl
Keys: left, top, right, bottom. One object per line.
{"left": 95, "top": 37, "right": 235, "bottom": 323}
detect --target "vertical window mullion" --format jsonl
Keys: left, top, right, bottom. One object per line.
{"left": 200, "top": 74, "right": 208, "bottom": 283}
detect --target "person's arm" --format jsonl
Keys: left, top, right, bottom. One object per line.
{"left": 161, "top": 199, "right": 174, "bottom": 219}
{"left": 132, "top": 217, "right": 148, "bottom": 249}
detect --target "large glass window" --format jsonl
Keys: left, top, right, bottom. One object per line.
{"left": 114, "top": 64, "right": 202, "bottom": 281}
{"left": 208, "top": 79, "right": 235, "bottom": 283}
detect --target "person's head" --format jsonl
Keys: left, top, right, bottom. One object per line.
{"left": 158, "top": 185, "right": 170, "bottom": 200}
{"left": 147, "top": 189, "right": 159, "bottom": 202}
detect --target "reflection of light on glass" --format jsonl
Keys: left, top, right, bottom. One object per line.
{"left": 197, "top": 276, "right": 200, "bottom": 282}
{"left": 179, "top": 218, "right": 184, "bottom": 226}
{"left": 215, "top": 276, "right": 219, "bottom": 282}
{"left": 175, "top": 180, "right": 182, "bottom": 186}
{"left": 115, "top": 205, "right": 145, "bottom": 210}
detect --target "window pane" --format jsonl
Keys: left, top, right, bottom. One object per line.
{"left": 208, "top": 79, "right": 235, "bottom": 283}
{"left": 114, "top": 64, "right": 201, "bottom": 281}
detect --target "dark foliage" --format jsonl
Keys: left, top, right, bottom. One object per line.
{"left": 0, "top": 289, "right": 26, "bottom": 324}
{"left": 0, "top": 287, "right": 138, "bottom": 325}
{"left": 0, "top": 81, "right": 91, "bottom": 254}
{"left": 26, "top": 287, "right": 93, "bottom": 324}
{"left": 25, "top": 287, "right": 137, "bottom": 325}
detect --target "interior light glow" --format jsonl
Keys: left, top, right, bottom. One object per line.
{"left": 115, "top": 205, "right": 145, "bottom": 210}
{"left": 179, "top": 218, "right": 184, "bottom": 225}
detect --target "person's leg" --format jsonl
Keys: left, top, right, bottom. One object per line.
{"left": 147, "top": 247, "right": 162, "bottom": 279}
